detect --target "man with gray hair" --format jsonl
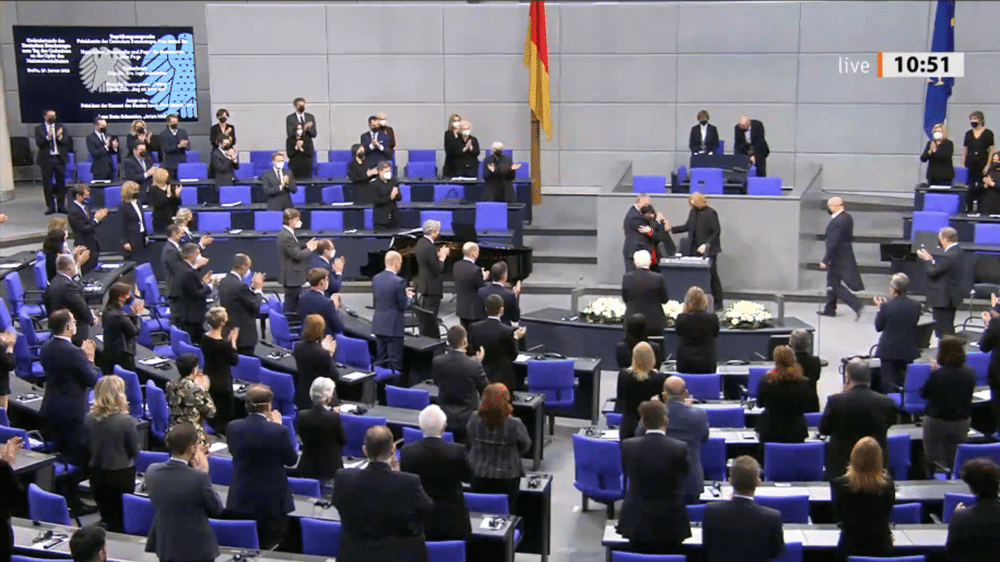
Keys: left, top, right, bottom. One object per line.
{"left": 917, "top": 226, "right": 964, "bottom": 338}
{"left": 44, "top": 253, "right": 94, "bottom": 346}
{"left": 482, "top": 141, "right": 520, "bottom": 203}
{"left": 622, "top": 249, "right": 669, "bottom": 335}
{"left": 873, "top": 273, "right": 922, "bottom": 391}
{"left": 623, "top": 193, "right": 653, "bottom": 271}
{"left": 400, "top": 405, "right": 474, "bottom": 541}
{"left": 819, "top": 358, "right": 897, "bottom": 478}
{"left": 661, "top": 376, "right": 710, "bottom": 505}
{"left": 414, "top": 218, "right": 449, "bottom": 333}
{"left": 788, "top": 329, "right": 822, "bottom": 412}
{"left": 295, "top": 377, "right": 346, "bottom": 491}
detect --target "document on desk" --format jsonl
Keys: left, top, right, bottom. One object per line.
{"left": 974, "top": 389, "right": 992, "bottom": 401}
{"left": 220, "top": 201, "right": 241, "bottom": 207}
{"left": 340, "top": 403, "right": 359, "bottom": 414}
{"left": 138, "top": 357, "right": 169, "bottom": 367}
{"left": 601, "top": 429, "right": 619, "bottom": 440}
{"left": 515, "top": 354, "right": 532, "bottom": 363}
{"left": 342, "top": 371, "right": 371, "bottom": 382}
{"left": 96, "top": 263, "right": 123, "bottom": 270}
{"left": 344, "top": 459, "right": 367, "bottom": 469}
{"left": 208, "top": 442, "right": 228, "bottom": 454}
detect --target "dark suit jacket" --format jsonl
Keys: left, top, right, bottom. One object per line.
{"left": 467, "top": 318, "right": 517, "bottom": 390}
{"left": 307, "top": 254, "right": 341, "bottom": 296}
{"left": 371, "top": 178, "right": 400, "bottom": 228}
{"left": 148, "top": 185, "right": 181, "bottom": 233}
{"left": 67, "top": 202, "right": 100, "bottom": 271}
{"left": 830, "top": 475, "right": 895, "bottom": 555}
{"left": 664, "top": 400, "right": 710, "bottom": 499}
{"left": 622, "top": 205, "right": 649, "bottom": 261}
{"left": 443, "top": 131, "right": 463, "bottom": 177}
{"left": 453, "top": 258, "right": 487, "bottom": 321}
{"left": 979, "top": 316, "right": 1000, "bottom": 388}
{"left": 293, "top": 339, "right": 340, "bottom": 411}
{"left": 286, "top": 112, "right": 318, "bottom": 141}
{"left": 703, "top": 497, "right": 784, "bottom": 562}
{"left": 122, "top": 154, "right": 155, "bottom": 192}
{"left": 671, "top": 206, "right": 722, "bottom": 256}
{"left": 261, "top": 167, "right": 297, "bottom": 210}
{"left": 295, "top": 404, "right": 346, "bottom": 480}
{"left": 924, "top": 244, "right": 964, "bottom": 309}
{"left": 946, "top": 498, "right": 1000, "bottom": 562}
{"left": 278, "top": 228, "right": 313, "bottom": 287}
{"left": 795, "top": 350, "right": 822, "bottom": 413}
{"left": 478, "top": 283, "right": 519, "bottom": 326}
{"left": 432, "top": 348, "right": 488, "bottom": 433}
{"left": 0, "top": 460, "right": 23, "bottom": 558}
{"left": 169, "top": 263, "right": 211, "bottom": 325}
{"left": 675, "top": 311, "right": 720, "bottom": 374}
{"left": 618, "top": 432, "right": 692, "bottom": 544}
{"left": 218, "top": 272, "right": 264, "bottom": 349}
{"left": 298, "top": 288, "right": 344, "bottom": 336}
{"left": 210, "top": 123, "right": 236, "bottom": 147}
{"left": 621, "top": 268, "right": 669, "bottom": 333}
{"left": 415, "top": 237, "right": 445, "bottom": 297}
{"left": 361, "top": 130, "right": 393, "bottom": 167}
{"left": 448, "top": 135, "right": 480, "bottom": 178}
{"left": 44, "top": 274, "right": 93, "bottom": 343}
{"left": 689, "top": 123, "right": 720, "bottom": 154}
{"left": 823, "top": 212, "right": 864, "bottom": 291}
{"left": 118, "top": 201, "right": 146, "bottom": 254}
{"left": 372, "top": 270, "right": 409, "bottom": 338}
{"left": 819, "top": 385, "right": 898, "bottom": 478}
{"left": 34, "top": 123, "right": 71, "bottom": 166}
{"left": 400, "top": 437, "right": 473, "bottom": 540}
{"left": 482, "top": 153, "right": 516, "bottom": 203}
{"left": 160, "top": 240, "right": 184, "bottom": 292}
{"left": 733, "top": 119, "right": 770, "bottom": 160}
{"left": 755, "top": 377, "right": 811, "bottom": 443}
{"left": 159, "top": 128, "right": 189, "bottom": 170}
{"left": 86, "top": 132, "right": 115, "bottom": 180}
{"left": 226, "top": 414, "right": 298, "bottom": 518}
{"left": 210, "top": 148, "right": 239, "bottom": 186}
{"left": 875, "top": 295, "right": 922, "bottom": 361}
{"left": 101, "top": 304, "right": 139, "bottom": 361}
{"left": 145, "top": 460, "right": 224, "bottom": 562}
{"left": 333, "top": 462, "right": 434, "bottom": 562}
{"left": 39, "top": 337, "right": 100, "bottom": 424}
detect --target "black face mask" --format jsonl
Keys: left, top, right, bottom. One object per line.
{"left": 827, "top": 208, "right": 834, "bottom": 215}
{"left": 45, "top": 117, "right": 55, "bottom": 124}
{"left": 99, "top": 126, "right": 106, "bottom": 133}
{"left": 219, "top": 116, "right": 227, "bottom": 123}
{"left": 136, "top": 127, "right": 144, "bottom": 135}
{"left": 698, "top": 120, "right": 708, "bottom": 126}
{"left": 138, "top": 150, "right": 146, "bottom": 157}
{"left": 169, "top": 124, "right": 178, "bottom": 130}
{"left": 296, "top": 106, "right": 305, "bottom": 113}
{"left": 356, "top": 152, "right": 364, "bottom": 159}
{"left": 493, "top": 149, "right": 503, "bottom": 157}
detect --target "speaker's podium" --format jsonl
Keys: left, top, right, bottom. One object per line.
{"left": 659, "top": 256, "right": 711, "bottom": 301}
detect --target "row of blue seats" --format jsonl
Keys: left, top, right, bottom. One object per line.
{"left": 912, "top": 210, "right": 1000, "bottom": 244}
{"left": 634, "top": 171, "right": 783, "bottom": 195}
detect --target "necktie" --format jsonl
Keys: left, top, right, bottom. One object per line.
{"left": 139, "top": 157, "right": 146, "bottom": 173}
{"left": 277, "top": 169, "right": 283, "bottom": 185}
{"left": 298, "top": 114, "right": 304, "bottom": 125}
{"left": 99, "top": 133, "right": 105, "bottom": 144}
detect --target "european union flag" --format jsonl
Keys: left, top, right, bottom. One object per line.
{"left": 924, "top": 0, "right": 955, "bottom": 138}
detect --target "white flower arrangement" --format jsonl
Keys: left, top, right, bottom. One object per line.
{"left": 581, "top": 297, "right": 627, "bottom": 324}
{"left": 662, "top": 300, "right": 683, "bottom": 326}
{"left": 720, "top": 300, "right": 772, "bottom": 329}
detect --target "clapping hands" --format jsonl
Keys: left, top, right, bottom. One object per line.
{"left": 321, "top": 335, "right": 337, "bottom": 356}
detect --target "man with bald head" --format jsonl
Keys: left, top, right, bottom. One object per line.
{"left": 918, "top": 226, "right": 964, "bottom": 338}
{"left": 482, "top": 141, "right": 520, "bottom": 203}
{"left": 819, "top": 197, "right": 864, "bottom": 319}
{"left": 453, "top": 242, "right": 490, "bottom": 329}
{"left": 372, "top": 251, "right": 414, "bottom": 372}
{"left": 623, "top": 193, "right": 654, "bottom": 272}
{"left": 661, "top": 376, "right": 709, "bottom": 505}
{"left": 734, "top": 115, "right": 770, "bottom": 177}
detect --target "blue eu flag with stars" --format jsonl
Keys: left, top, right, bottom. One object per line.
{"left": 924, "top": 1, "right": 955, "bottom": 138}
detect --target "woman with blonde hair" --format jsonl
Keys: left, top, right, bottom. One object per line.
{"left": 755, "top": 345, "right": 812, "bottom": 443}
{"left": 467, "top": 383, "right": 532, "bottom": 511}
{"left": 84, "top": 375, "right": 140, "bottom": 532}
{"left": 675, "top": 286, "right": 720, "bottom": 374}
{"left": 831, "top": 436, "right": 895, "bottom": 559}
{"left": 149, "top": 167, "right": 181, "bottom": 232}
{"left": 442, "top": 113, "right": 464, "bottom": 177}
{"left": 118, "top": 181, "right": 147, "bottom": 261}
{"left": 615, "top": 342, "right": 666, "bottom": 439}
{"left": 920, "top": 123, "right": 955, "bottom": 185}
{"left": 172, "top": 207, "right": 213, "bottom": 248}
{"left": 126, "top": 119, "right": 153, "bottom": 153}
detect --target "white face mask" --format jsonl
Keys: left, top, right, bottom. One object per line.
{"left": 452, "top": 121, "right": 461, "bottom": 129}
{"left": 69, "top": 322, "right": 77, "bottom": 336}
{"left": 933, "top": 131, "right": 944, "bottom": 140}
{"left": 294, "top": 220, "right": 303, "bottom": 229}
{"left": 330, "top": 248, "right": 336, "bottom": 259}
{"left": 382, "top": 172, "right": 392, "bottom": 180}
{"left": 275, "top": 161, "right": 285, "bottom": 169}
{"left": 461, "top": 129, "right": 470, "bottom": 137}
{"left": 379, "top": 119, "right": 387, "bottom": 126}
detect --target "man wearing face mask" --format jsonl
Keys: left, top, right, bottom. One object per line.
{"left": 286, "top": 97, "right": 317, "bottom": 150}
{"left": 482, "top": 142, "right": 521, "bottom": 203}
{"left": 262, "top": 152, "right": 298, "bottom": 210}
{"left": 44, "top": 254, "right": 96, "bottom": 346}
{"left": 122, "top": 142, "right": 157, "bottom": 203}
{"left": 34, "top": 109, "right": 72, "bottom": 215}
{"left": 278, "top": 209, "right": 320, "bottom": 314}
{"left": 819, "top": 197, "right": 864, "bottom": 320}
{"left": 372, "top": 161, "right": 402, "bottom": 231}
{"left": 452, "top": 121, "right": 480, "bottom": 178}
{"left": 734, "top": 116, "right": 769, "bottom": 177}
{"left": 308, "top": 240, "right": 345, "bottom": 297}
{"left": 362, "top": 115, "right": 393, "bottom": 168}
{"left": 689, "top": 110, "right": 719, "bottom": 155}
{"left": 377, "top": 112, "right": 396, "bottom": 156}
{"left": 86, "top": 118, "right": 117, "bottom": 181}
{"left": 211, "top": 135, "right": 240, "bottom": 188}
{"left": 159, "top": 114, "right": 189, "bottom": 181}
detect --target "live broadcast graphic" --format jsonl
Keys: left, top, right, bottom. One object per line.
{"left": 13, "top": 26, "right": 197, "bottom": 123}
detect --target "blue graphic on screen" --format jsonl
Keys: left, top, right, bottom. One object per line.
{"left": 141, "top": 32, "right": 197, "bottom": 119}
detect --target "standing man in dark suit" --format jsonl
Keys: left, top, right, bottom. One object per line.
{"left": 39, "top": 309, "right": 100, "bottom": 466}
{"left": 453, "top": 243, "right": 489, "bottom": 329}
{"left": 294, "top": 377, "right": 346, "bottom": 492}
{"left": 702, "top": 455, "right": 785, "bottom": 562}
{"left": 946, "top": 458, "right": 1000, "bottom": 561}
{"left": 400, "top": 405, "right": 473, "bottom": 541}
{"left": 307, "top": 240, "right": 345, "bottom": 297}
{"left": 820, "top": 197, "right": 864, "bottom": 319}
{"left": 372, "top": 161, "right": 401, "bottom": 231}
{"left": 432, "top": 326, "right": 488, "bottom": 443}
{"left": 122, "top": 142, "right": 157, "bottom": 202}
{"left": 482, "top": 141, "right": 521, "bottom": 203}
{"left": 286, "top": 97, "right": 317, "bottom": 159}
{"left": 468, "top": 294, "right": 525, "bottom": 392}
{"left": 372, "top": 251, "right": 413, "bottom": 373}
{"left": 160, "top": 225, "right": 189, "bottom": 303}
{"left": 361, "top": 115, "right": 393, "bottom": 168}
{"left": 210, "top": 135, "right": 240, "bottom": 187}
{"left": 44, "top": 255, "right": 95, "bottom": 346}
{"left": 819, "top": 359, "right": 898, "bottom": 479}
{"left": 159, "top": 114, "right": 189, "bottom": 181}
{"left": 873, "top": 273, "right": 923, "bottom": 392}
{"left": 662, "top": 377, "right": 710, "bottom": 505}
{"left": 617, "top": 400, "right": 691, "bottom": 554}
{"left": 668, "top": 191, "right": 724, "bottom": 309}
{"left": 478, "top": 261, "right": 521, "bottom": 327}
{"left": 415, "top": 219, "right": 449, "bottom": 327}
{"left": 622, "top": 251, "right": 669, "bottom": 335}
{"left": 623, "top": 194, "right": 653, "bottom": 272}
{"left": 376, "top": 112, "right": 396, "bottom": 155}
{"left": 67, "top": 185, "right": 108, "bottom": 274}
{"left": 734, "top": 115, "right": 770, "bottom": 177}
{"left": 277, "top": 209, "right": 319, "bottom": 314}
{"left": 85, "top": 118, "right": 117, "bottom": 181}
{"left": 169, "top": 243, "right": 218, "bottom": 345}
{"left": 218, "top": 254, "right": 265, "bottom": 356}
{"left": 334, "top": 426, "right": 433, "bottom": 562}
{"left": 226, "top": 384, "right": 299, "bottom": 551}
{"left": 917, "top": 226, "right": 964, "bottom": 338}
{"left": 689, "top": 110, "right": 720, "bottom": 155}
{"left": 145, "top": 424, "right": 223, "bottom": 562}
{"left": 297, "top": 268, "right": 345, "bottom": 337}
{"left": 34, "top": 109, "right": 72, "bottom": 214}
{"left": 262, "top": 152, "right": 297, "bottom": 210}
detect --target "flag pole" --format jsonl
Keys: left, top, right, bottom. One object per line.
{"left": 530, "top": 112, "right": 541, "bottom": 205}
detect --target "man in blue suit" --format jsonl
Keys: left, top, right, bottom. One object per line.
{"left": 159, "top": 114, "right": 189, "bottom": 181}
{"left": 307, "top": 240, "right": 344, "bottom": 296}
{"left": 873, "top": 273, "right": 923, "bottom": 392}
{"left": 477, "top": 261, "right": 521, "bottom": 327}
{"left": 661, "top": 376, "right": 710, "bottom": 505}
{"left": 361, "top": 115, "right": 393, "bottom": 167}
{"left": 39, "top": 309, "right": 100, "bottom": 466}
{"left": 226, "top": 384, "right": 299, "bottom": 550}
{"left": 372, "top": 251, "right": 413, "bottom": 372}
{"left": 297, "top": 268, "right": 345, "bottom": 337}
{"left": 85, "top": 118, "right": 117, "bottom": 181}
{"left": 819, "top": 197, "right": 864, "bottom": 319}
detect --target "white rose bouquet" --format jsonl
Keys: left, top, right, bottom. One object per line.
{"left": 719, "top": 300, "right": 772, "bottom": 329}
{"left": 581, "top": 297, "right": 627, "bottom": 324}
{"left": 662, "top": 300, "right": 683, "bottom": 327}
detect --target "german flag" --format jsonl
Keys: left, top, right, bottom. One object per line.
{"left": 523, "top": 1, "right": 552, "bottom": 141}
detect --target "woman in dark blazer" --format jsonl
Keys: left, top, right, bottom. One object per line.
{"left": 118, "top": 181, "right": 147, "bottom": 262}
{"left": 210, "top": 109, "right": 236, "bottom": 148}
{"left": 101, "top": 282, "right": 142, "bottom": 374}
{"left": 147, "top": 168, "right": 181, "bottom": 233}
{"left": 42, "top": 227, "right": 68, "bottom": 282}
{"left": 442, "top": 114, "right": 463, "bottom": 178}
{"left": 981, "top": 153, "right": 1000, "bottom": 215}
{"left": 451, "top": 120, "right": 480, "bottom": 178}
{"left": 293, "top": 314, "right": 341, "bottom": 410}
{"left": 84, "top": 375, "right": 140, "bottom": 532}
{"left": 346, "top": 143, "right": 376, "bottom": 204}
{"left": 921, "top": 336, "right": 977, "bottom": 474}
{"left": 790, "top": 328, "right": 822, "bottom": 412}
{"left": 674, "top": 286, "right": 720, "bottom": 374}
{"left": 979, "top": 311, "right": 1000, "bottom": 436}
{"left": 287, "top": 127, "right": 315, "bottom": 179}
{"left": 0, "top": 437, "right": 23, "bottom": 561}
{"left": 920, "top": 123, "right": 955, "bottom": 185}
{"left": 830, "top": 437, "right": 896, "bottom": 560}
{"left": 201, "top": 307, "right": 240, "bottom": 434}
{"left": 295, "top": 376, "right": 346, "bottom": 490}
{"left": 755, "top": 346, "right": 811, "bottom": 443}
{"left": 616, "top": 314, "right": 665, "bottom": 370}
{"left": 615, "top": 342, "right": 666, "bottom": 440}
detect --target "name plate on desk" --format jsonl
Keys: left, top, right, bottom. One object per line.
{"left": 342, "top": 371, "right": 373, "bottom": 382}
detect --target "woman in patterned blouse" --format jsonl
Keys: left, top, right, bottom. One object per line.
{"left": 166, "top": 352, "right": 216, "bottom": 448}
